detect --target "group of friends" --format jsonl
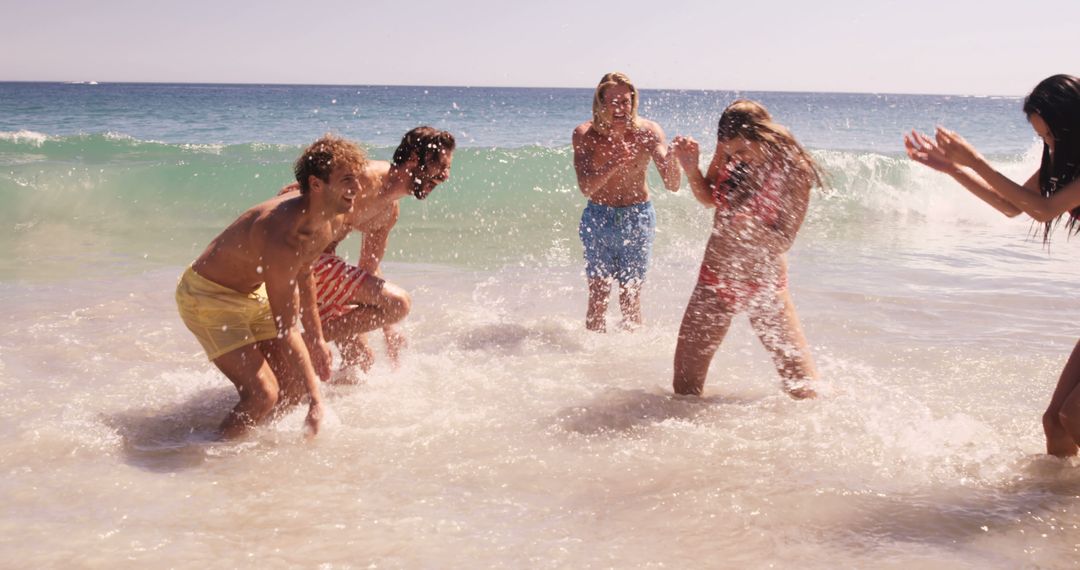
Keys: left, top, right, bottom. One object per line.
{"left": 175, "top": 72, "right": 1080, "bottom": 459}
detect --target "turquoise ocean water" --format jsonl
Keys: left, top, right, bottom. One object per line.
{"left": 2, "top": 82, "right": 1079, "bottom": 567}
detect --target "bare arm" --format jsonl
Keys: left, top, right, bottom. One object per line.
{"left": 358, "top": 205, "right": 406, "bottom": 361}
{"left": 672, "top": 136, "right": 716, "bottom": 207}
{"left": 358, "top": 204, "right": 399, "bottom": 275}
{"left": 905, "top": 127, "right": 1080, "bottom": 222}
{"left": 298, "top": 267, "right": 332, "bottom": 381}
{"left": 952, "top": 167, "right": 1032, "bottom": 218}
{"left": 262, "top": 245, "right": 324, "bottom": 434}
{"left": 961, "top": 148, "right": 1079, "bottom": 222}
{"left": 905, "top": 130, "right": 1025, "bottom": 216}
{"left": 646, "top": 123, "right": 681, "bottom": 192}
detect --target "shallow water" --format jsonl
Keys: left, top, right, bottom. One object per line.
{"left": 2, "top": 83, "right": 1079, "bottom": 567}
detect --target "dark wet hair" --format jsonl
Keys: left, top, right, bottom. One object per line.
{"left": 1022, "top": 74, "right": 1080, "bottom": 239}
{"left": 392, "top": 126, "right": 456, "bottom": 170}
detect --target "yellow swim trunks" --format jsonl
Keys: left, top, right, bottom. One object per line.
{"left": 175, "top": 266, "right": 279, "bottom": 360}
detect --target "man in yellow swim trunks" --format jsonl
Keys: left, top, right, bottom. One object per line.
{"left": 175, "top": 135, "right": 366, "bottom": 439}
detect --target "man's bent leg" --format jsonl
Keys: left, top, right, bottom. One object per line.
{"left": 211, "top": 344, "right": 280, "bottom": 439}
{"left": 257, "top": 337, "right": 309, "bottom": 409}
{"left": 324, "top": 277, "right": 411, "bottom": 367}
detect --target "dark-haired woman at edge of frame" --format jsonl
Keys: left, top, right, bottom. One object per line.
{"left": 905, "top": 74, "right": 1080, "bottom": 457}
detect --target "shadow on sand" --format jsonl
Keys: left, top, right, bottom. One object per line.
{"left": 457, "top": 322, "right": 584, "bottom": 354}
{"left": 552, "top": 388, "right": 758, "bottom": 436}
{"left": 101, "top": 386, "right": 238, "bottom": 473}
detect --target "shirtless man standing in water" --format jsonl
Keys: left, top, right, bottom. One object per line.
{"left": 279, "top": 127, "right": 456, "bottom": 371}
{"left": 175, "top": 135, "right": 366, "bottom": 438}
{"left": 573, "top": 72, "right": 681, "bottom": 331}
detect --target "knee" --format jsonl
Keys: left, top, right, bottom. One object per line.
{"left": 1044, "top": 407, "right": 1066, "bottom": 434}
{"left": 385, "top": 288, "right": 411, "bottom": 324}
{"left": 245, "top": 377, "right": 280, "bottom": 416}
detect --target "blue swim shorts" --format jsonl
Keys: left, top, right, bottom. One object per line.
{"left": 578, "top": 201, "right": 656, "bottom": 284}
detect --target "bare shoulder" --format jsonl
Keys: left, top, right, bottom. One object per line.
{"left": 364, "top": 159, "right": 392, "bottom": 185}
{"left": 253, "top": 193, "right": 302, "bottom": 234}
{"left": 573, "top": 121, "right": 598, "bottom": 143}
{"left": 573, "top": 122, "right": 600, "bottom": 157}
{"left": 276, "top": 182, "right": 301, "bottom": 197}
{"left": 637, "top": 118, "right": 666, "bottom": 139}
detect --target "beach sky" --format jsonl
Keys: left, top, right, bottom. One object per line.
{"left": 2, "top": 0, "right": 1076, "bottom": 95}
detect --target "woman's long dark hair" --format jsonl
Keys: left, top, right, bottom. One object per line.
{"left": 1022, "top": 74, "right": 1080, "bottom": 240}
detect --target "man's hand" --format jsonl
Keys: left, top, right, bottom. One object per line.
{"left": 304, "top": 400, "right": 324, "bottom": 439}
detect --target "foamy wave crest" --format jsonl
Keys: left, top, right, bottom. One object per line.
{"left": 0, "top": 130, "right": 50, "bottom": 146}
{"left": 0, "top": 131, "right": 304, "bottom": 163}
{"left": 809, "top": 144, "right": 1041, "bottom": 224}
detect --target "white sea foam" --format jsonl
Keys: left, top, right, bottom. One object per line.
{"left": 2, "top": 243, "right": 1078, "bottom": 566}
{"left": 0, "top": 129, "right": 49, "bottom": 146}
{"left": 2, "top": 86, "right": 1078, "bottom": 567}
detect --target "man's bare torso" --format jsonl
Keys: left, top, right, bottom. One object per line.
{"left": 575, "top": 120, "right": 663, "bottom": 206}
{"left": 192, "top": 193, "right": 338, "bottom": 293}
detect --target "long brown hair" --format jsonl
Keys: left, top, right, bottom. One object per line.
{"left": 717, "top": 99, "right": 824, "bottom": 188}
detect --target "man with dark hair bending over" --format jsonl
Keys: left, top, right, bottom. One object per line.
{"left": 280, "top": 126, "right": 456, "bottom": 371}
{"left": 175, "top": 135, "right": 366, "bottom": 438}
{"left": 573, "top": 72, "right": 680, "bottom": 331}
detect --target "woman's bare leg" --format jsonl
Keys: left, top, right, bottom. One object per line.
{"left": 748, "top": 289, "right": 818, "bottom": 399}
{"left": 1044, "top": 339, "right": 1080, "bottom": 457}
{"left": 673, "top": 286, "right": 736, "bottom": 396}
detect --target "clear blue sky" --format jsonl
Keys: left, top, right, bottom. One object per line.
{"left": 2, "top": 0, "right": 1075, "bottom": 95}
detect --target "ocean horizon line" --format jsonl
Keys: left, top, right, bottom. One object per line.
{"left": 0, "top": 79, "right": 1025, "bottom": 99}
